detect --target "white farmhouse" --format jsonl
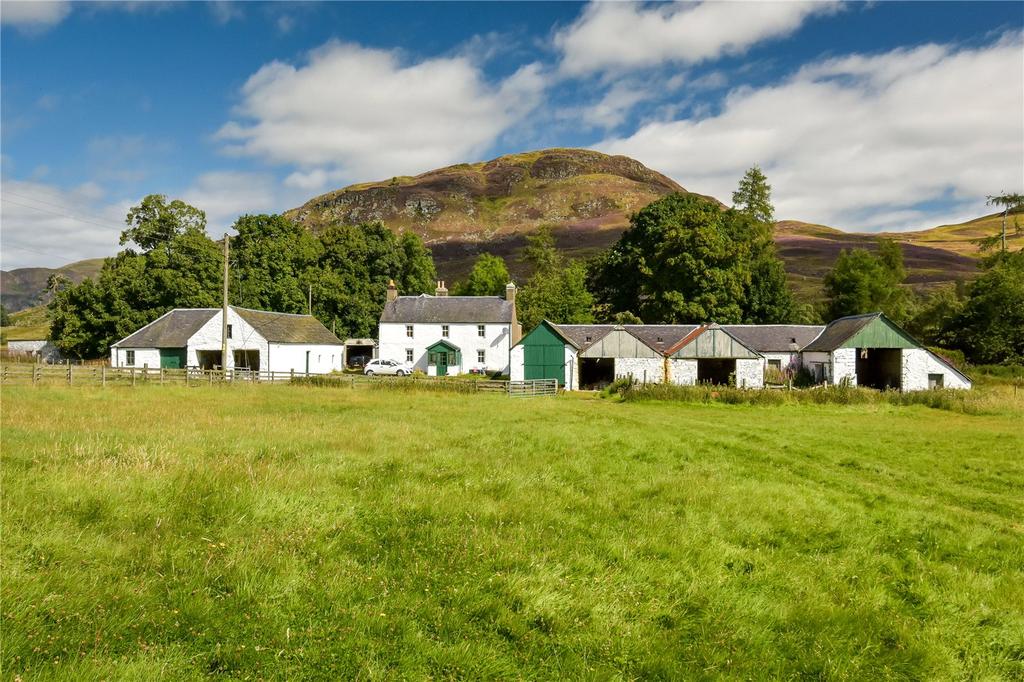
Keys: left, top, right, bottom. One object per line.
{"left": 110, "top": 306, "right": 344, "bottom": 374}
{"left": 377, "top": 280, "right": 521, "bottom": 376}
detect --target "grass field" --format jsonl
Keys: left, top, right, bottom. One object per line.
{"left": 3, "top": 384, "right": 1023, "bottom": 679}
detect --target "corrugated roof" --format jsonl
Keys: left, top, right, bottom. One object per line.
{"left": 113, "top": 309, "right": 218, "bottom": 348}
{"left": 802, "top": 313, "right": 881, "bottom": 352}
{"left": 380, "top": 295, "right": 514, "bottom": 324}
{"left": 723, "top": 325, "right": 826, "bottom": 352}
{"left": 233, "top": 307, "right": 342, "bottom": 345}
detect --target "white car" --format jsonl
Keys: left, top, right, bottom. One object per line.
{"left": 363, "top": 359, "right": 413, "bottom": 376}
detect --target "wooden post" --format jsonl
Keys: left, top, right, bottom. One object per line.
{"left": 101, "top": 365, "right": 106, "bottom": 387}
{"left": 32, "top": 365, "right": 38, "bottom": 386}
{"left": 209, "top": 370, "right": 213, "bottom": 386}
{"left": 68, "top": 363, "right": 73, "bottom": 386}
{"left": 160, "top": 368, "right": 165, "bottom": 385}
{"left": 290, "top": 368, "right": 295, "bottom": 383}
{"left": 185, "top": 369, "right": 189, "bottom": 387}
{"left": 131, "top": 368, "right": 136, "bottom": 386}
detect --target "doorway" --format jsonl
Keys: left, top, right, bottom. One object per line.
{"left": 697, "top": 359, "right": 735, "bottom": 385}
{"left": 233, "top": 349, "right": 260, "bottom": 371}
{"left": 579, "top": 357, "right": 615, "bottom": 389}
{"left": 855, "top": 348, "right": 902, "bottom": 390}
{"left": 196, "top": 350, "right": 223, "bottom": 370}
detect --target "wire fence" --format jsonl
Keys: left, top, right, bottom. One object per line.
{"left": 0, "top": 364, "right": 558, "bottom": 397}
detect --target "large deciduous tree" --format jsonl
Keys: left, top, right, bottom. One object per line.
{"left": 949, "top": 250, "right": 1024, "bottom": 364}
{"left": 588, "top": 192, "right": 794, "bottom": 324}
{"left": 822, "top": 238, "right": 912, "bottom": 323}
{"left": 453, "top": 253, "right": 511, "bottom": 296}
{"left": 517, "top": 226, "right": 594, "bottom": 330}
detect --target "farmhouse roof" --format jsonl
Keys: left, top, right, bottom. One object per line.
{"left": 113, "top": 308, "right": 218, "bottom": 348}
{"left": 723, "top": 325, "right": 826, "bottom": 352}
{"left": 802, "top": 313, "right": 885, "bottom": 352}
{"left": 624, "top": 325, "right": 701, "bottom": 353}
{"left": 113, "top": 307, "right": 342, "bottom": 348}
{"left": 232, "top": 307, "right": 342, "bottom": 345}
{"left": 380, "top": 295, "right": 514, "bottom": 324}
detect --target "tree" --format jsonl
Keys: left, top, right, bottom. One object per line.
{"left": 231, "top": 214, "right": 322, "bottom": 313}
{"left": 982, "top": 192, "right": 1024, "bottom": 253}
{"left": 822, "top": 238, "right": 912, "bottom": 323}
{"left": 905, "top": 284, "right": 965, "bottom": 347}
{"left": 948, "top": 250, "right": 1024, "bottom": 364}
{"left": 121, "top": 194, "right": 207, "bottom": 251}
{"left": 397, "top": 230, "right": 437, "bottom": 296}
{"left": 0, "top": 304, "right": 9, "bottom": 327}
{"left": 732, "top": 165, "right": 775, "bottom": 224}
{"left": 589, "top": 192, "right": 794, "bottom": 324}
{"left": 517, "top": 227, "right": 594, "bottom": 329}
{"left": 453, "top": 253, "right": 510, "bottom": 296}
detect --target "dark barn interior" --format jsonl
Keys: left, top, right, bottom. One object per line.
{"left": 697, "top": 359, "right": 736, "bottom": 385}
{"left": 579, "top": 357, "right": 615, "bottom": 389}
{"left": 345, "top": 344, "right": 375, "bottom": 367}
{"left": 855, "top": 348, "right": 902, "bottom": 390}
{"left": 233, "top": 349, "right": 260, "bottom": 370}
{"left": 196, "top": 350, "right": 223, "bottom": 370}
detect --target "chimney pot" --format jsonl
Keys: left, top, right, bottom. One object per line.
{"left": 386, "top": 279, "right": 398, "bottom": 303}
{"left": 435, "top": 280, "right": 448, "bottom": 297}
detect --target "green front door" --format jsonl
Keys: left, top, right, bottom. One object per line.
{"left": 159, "top": 348, "right": 186, "bottom": 369}
{"left": 436, "top": 352, "right": 448, "bottom": 376}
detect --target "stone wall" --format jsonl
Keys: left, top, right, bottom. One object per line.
{"left": 668, "top": 359, "right": 697, "bottom": 385}
{"left": 901, "top": 348, "right": 971, "bottom": 391}
{"left": 832, "top": 348, "right": 857, "bottom": 385}
{"left": 735, "top": 358, "right": 765, "bottom": 388}
{"left": 614, "top": 357, "right": 664, "bottom": 384}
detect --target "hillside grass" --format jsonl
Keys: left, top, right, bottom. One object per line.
{"left": 3, "top": 385, "right": 1022, "bottom": 679}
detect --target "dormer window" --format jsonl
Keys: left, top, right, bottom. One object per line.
{"left": 656, "top": 336, "right": 663, "bottom": 342}
{"left": 585, "top": 335, "right": 592, "bottom": 342}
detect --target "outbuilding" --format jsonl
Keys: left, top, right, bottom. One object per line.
{"left": 110, "top": 306, "right": 344, "bottom": 374}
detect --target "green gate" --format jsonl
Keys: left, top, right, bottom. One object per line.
{"left": 159, "top": 348, "right": 187, "bottom": 369}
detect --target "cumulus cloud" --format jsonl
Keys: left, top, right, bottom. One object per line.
{"left": 1, "top": 180, "right": 130, "bottom": 269}
{"left": 598, "top": 33, "right": 1024, "bottom": 231}
{"left": 0, "top": 1, "right": 70, "bottom": 31}
{"left": 181, "top": 171, "right": 283, "bottom": 231}
{"left": 216, "top": 40, "right": 548, "bottom": 184}
{"left": 556, "top": 1, "right": 840, "bottom": 76}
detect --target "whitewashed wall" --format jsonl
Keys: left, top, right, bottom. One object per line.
{"left": 564, "top": 347, "right": 579, "bottom": 390}
{"left": 668, "top": 359, "right": 698, "bottom": 385}
{"left": 831, "top": 348, "right": 857, "bottom": 386}
{"left": 763, "top": 352, "right": 802, "bottom": 372}
{"left": 110, "top": 347, "right": 161, "bottom": 368}
{"left": 901, "top": 349, "right": 971, "bottom": 391}
{"left": 187, "top": 309, "right": 268, "bottom": 370}
{"left": 735, "top": 358, "right": 765, "bottom": 388}
{"left": 615, "top": 357, "right": 663, "bottom": 384}
{"left": 267, "top": 343, "right": 343, "bottom": 374}
{"left": 509, "top": 344, "right": 525, "bottom": 382}
{"left": 379, "top": 321, "right": 510, "bottom": 374}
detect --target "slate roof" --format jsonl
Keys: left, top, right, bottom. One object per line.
{"left": 233, "top": 307, "right": 342, "bottom": 345}
{"left": 802, "top": 313, "right": 882, "bottom": 352}
{"left": 549, "top": 324, "right": 613, "bottom": 349}
{"left": 380, "top": 295, "right": 514, "bottom": 324}
{"left": 113, "top": 307, "right": 342, "bottom": 348}
{"left": 624, "top": 325, "right": 700, "bottom": 353}
{"left": 113, "top": 309, "right": 218, "bottom": 348}
{"left": 723, "top": 325, "right": 826, "bottom": 353}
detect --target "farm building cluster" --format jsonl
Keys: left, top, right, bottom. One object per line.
{"left": 509, "top": 313, "right": 970, "bottom": 391}
{"left": 99, "top": 279, "right": 969, "bottom": 391}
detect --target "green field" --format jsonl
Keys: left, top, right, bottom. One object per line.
{"left": 3, "top": 384, "right": 1023, "bottom": 679}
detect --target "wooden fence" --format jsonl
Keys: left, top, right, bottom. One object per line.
{"left": 0, "top": 364, "right": 559, "bottom": 397}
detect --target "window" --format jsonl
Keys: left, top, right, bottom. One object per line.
{"left": 406, "top": 325, "right": 414, "bottom": 338}
{"left": 442, "top": 324, "right": 449, "bottom": 338}
{"left": 768, "top": 359, "right": 782, "bottom": 370}
{"left": 125, "top": 350, "right": 135, "bottom": 365}
{"left": 928, "top": 373, "right": 944, "bottom": 389}
{"left": 477, "top": 350, "right": 486, "bottom": 364}
{"left": 227, "top": 324, "right": 233, "bottom": 339}
{"left": 477, "top": 324, "right": 485, "bottom": 337}
{"left": 406, "top": 348, "right": 414, "bottom": 363}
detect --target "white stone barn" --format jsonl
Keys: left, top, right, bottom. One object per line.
{"left": 6, "top": 339, "right": 62, "bottom": 362}
{"left": 110, "top": 306, "right": 344, "bottom": 374}
{"left": 511, "top": 313, "right": 971, "bottom": 391}
{"left": 377, "top": 280, "right": 521, "bottom": 376}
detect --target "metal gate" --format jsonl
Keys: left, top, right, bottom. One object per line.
{"left": 507, "top": 378, "right": 558, "bottom": 397}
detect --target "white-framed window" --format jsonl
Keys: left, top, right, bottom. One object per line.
{"left": 442, "top": 324, "right": 449, "bottom": 338}
{"left": 405, "top": 325, "right": 414, "bottom": 338}
{"left": 227, "top": 324, "right": 233, "bottom": 339}
{"left": 768, "top": 359, "right": 782, "bottom": 370}
{"left": 928, "top": 373, "right": 944, "bottom": 389}
{"left": 125, "top": 350, "right": 135, "bottom": 365}
{"left": 477, "top": 324, "right": 485, "bottom": 337}
{"left": 406, "top": 348, "right": 414, "bottom": 363}
{"left": 477, "top": 349, "right": 486, "bottom": 364}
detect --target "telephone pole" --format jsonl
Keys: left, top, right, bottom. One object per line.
{"left": 308, "top": 284, "right": 312, "bottom": 315}
{"left": 222, "top": 233, "right": 229, "bottom": 370}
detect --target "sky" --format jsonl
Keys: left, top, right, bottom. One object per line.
{"left": 1, "top": 0, "right": 1022, "bottom": 270}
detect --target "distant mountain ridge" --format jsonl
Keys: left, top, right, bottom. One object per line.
{"left": 1, "top": 258, "right": 105, "bottom": 312}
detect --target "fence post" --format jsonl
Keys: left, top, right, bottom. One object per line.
{"left": 160, "top": 368, "right": 165, "bottom": 385}
{"left": 68, "top": 363, "right": 73, "bottom": 386}
{"left": 101, "top": 365, "right": 106, "bottom": 387}
{"left": 290, "top": 368, "right": 295, "bottom": 383}
{"left": 32, "top": 365, "right": 38, "bottom": 386}
{"left": 209, "top": 370, "right": 213, "bottom": 386}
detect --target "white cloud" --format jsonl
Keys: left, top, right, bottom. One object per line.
{"left": 181, "top": 171, "right": 282, "bottom": 232}
{"left": 0, "top": 179, "right": 130, "bottom": 269}
{"left": 208, "top": 0, "right": 243, "bottom": 25}
{"left": 0, "top": 1, "right": 70, "bottom": 32}
{"left": 598, "top": 33, "right": 1024, "bottom": 231}
{"left": 216, "top": 40, "right": 548, "bottom": 184}
{"left": 556, "top": 1, "right": 840, "bottom": 76}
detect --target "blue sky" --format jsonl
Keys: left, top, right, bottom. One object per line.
{"left": 2, "top": 1, "right": 1022, "bottom": 269}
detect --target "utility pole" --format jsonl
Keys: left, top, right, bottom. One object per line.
{"left": 308, "top": 284, "right": 312, "bottom": 315}
{"left": 222, "top": 233, "right": 229, "bottom": 371}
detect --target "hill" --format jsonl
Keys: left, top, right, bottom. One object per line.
{"left": 0, "top": 258, "right": 105, "bottom": 312}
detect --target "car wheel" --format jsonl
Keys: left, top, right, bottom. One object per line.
{"left": 396, "top": 370, "right": 405, "bottom": 376}
{"left": 365, "top": 370, "right": 374, "bottom": 376}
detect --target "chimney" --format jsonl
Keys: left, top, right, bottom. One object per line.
{"left": 435, "top": 280, "right": 448, "bottom": 297}
{"left": 506, "top": 281, "right": 522, "bottom": 344}
{"left": 386, "top": 279, "right": 398, "bottom": 303}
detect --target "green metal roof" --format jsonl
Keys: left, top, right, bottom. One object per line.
{"left": 426, "top": 339, "right": 461, "bottom": 353}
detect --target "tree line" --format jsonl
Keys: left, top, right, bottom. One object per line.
{"left": 49, "top": 175, "right": 1023, "bottom": 366}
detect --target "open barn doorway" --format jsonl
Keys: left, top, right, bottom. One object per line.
{"left": 855, "top": 348, "right": 902, "bottom": 390}
{"left": 196, "top": 350, "right": 222, "bottom": 370}
{"left": 579, "top": 358, "right": 615, "bottom": 389}
{"left": 233, "top": 349, "right": 260, "bottom": 371}
{"left": 698, "top": 359, "right": 735, "bottom": 385}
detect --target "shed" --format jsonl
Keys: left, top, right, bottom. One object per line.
{"left": 426, "top": 339, "right": 461, "bottom": 376}
{"left": 666, "top": 325, "right": 764, "bottom": 387}
{"left": 343, "top": 338, "right": 377, "bottom": 367}
{"left": 514, "top": 320, "right": 574, "bottom": 386}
